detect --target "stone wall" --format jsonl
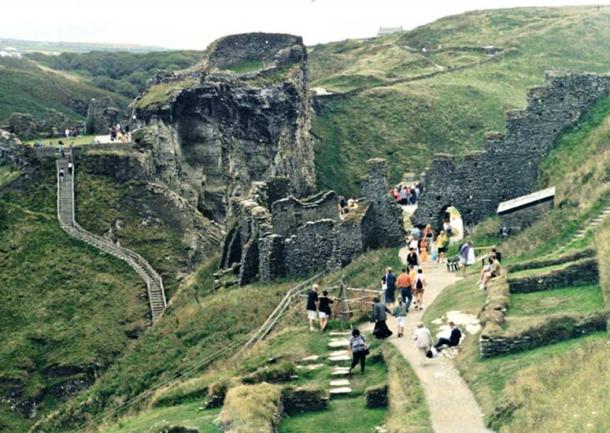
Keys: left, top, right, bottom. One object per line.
{"left": 508, "top": 249, "right": 595, "bottom": 273}
{"left": 508, "top": 258, "right": 599, "bottom": 293}
{"left": 414, "top": 71, "right": 610, "bottom": 228}
{"left": 500, "top": 198, "right": 554, "bottom": 232}
{"left": 271, "top": 191, "right": 337, "bottom": 237}
{"left": 221, "top": 158, "right": 404, "bottom": 285}
{"left": 480, "top": 311, "right": 610, "bottom": 358}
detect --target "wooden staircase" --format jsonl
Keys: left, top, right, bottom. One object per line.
{"left": 56, "top": 156, "right": 167, "bottom": 322}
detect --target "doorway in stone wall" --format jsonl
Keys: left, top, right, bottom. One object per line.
{"left": 440, "top": 205, "right": 464, "bottom": 245}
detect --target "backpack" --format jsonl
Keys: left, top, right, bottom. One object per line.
{"left": 416, "top": 277, "right": 423, "bottom": 290}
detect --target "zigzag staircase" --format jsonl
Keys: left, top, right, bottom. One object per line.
{"left": 56, "top": 156, "right": 167, "bottom": 322}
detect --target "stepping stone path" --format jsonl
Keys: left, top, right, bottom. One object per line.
{"left": 328, "top": 338, "right": 350, "bottom": 348}
{"left": 301, "top": 355, "right": 320, "bottom": 363}
{"left": 296, "top": 363, "right": 324, "bottom": 371}
{"left": 326, "top": 331, "right": 353, "bottom": 395}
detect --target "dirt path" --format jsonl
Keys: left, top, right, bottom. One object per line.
{"left": 384, "top": 248, "right": 492, "bottom": 433}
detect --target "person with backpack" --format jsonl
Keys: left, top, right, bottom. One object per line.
{"left": 348, "top": 328, "right": 368, "bottom": 375}
{"left": 413, "top": 268, "right": 427, "bottom": 310}
{"left": 318, "top": 290, "right": 333, "bottom": 332}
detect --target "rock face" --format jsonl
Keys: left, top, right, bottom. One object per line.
{"left": 0, "top": 129, "right": 24, "bottom": 166}
{"left": 85, "top": 96, "right": 121, "bottom": 134}
{"left": 221, "top": 159, "right": 405, "bottom": 285}
{"left": 414, "top": 71, "right": 610, "bottom": 228}
{"left": 134, "top": 33, "right": 315, "bottom": 223}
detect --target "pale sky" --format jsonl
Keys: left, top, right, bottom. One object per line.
{"left": 3, "top": 0, "right": 610, "bottom": 49}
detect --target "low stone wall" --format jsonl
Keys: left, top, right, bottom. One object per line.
{"left": 479, "top": 311, "right": 610, "bottom": 358}
{"left": 479, "top": 273, "right": 509, "bottom": 331}
{"left": 364, "top": 384, "right": 388, "bottom": 408}
{"left": 281, "top": 386, "right": 328, "bottom": 415}
{"left": 508, "top": 258, "right": 599, "bottom": 293}
{"left": 508, "top": 249, "right": 596, "bottom": 273}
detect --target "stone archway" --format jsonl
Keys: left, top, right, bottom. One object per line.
{"left": 440, "top": 205, "right": 464, "bottom": 244}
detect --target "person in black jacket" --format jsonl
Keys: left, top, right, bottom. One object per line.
{"left": 306, "top": 284, "right": 319, "bottom": 331}
{"left": 318, "top": 290, "right": 334, "bottom": 332}
{"left": 406, "top": 247, "right": 419, "bottom": 267}
{"left": 434, "top": 321, "right": 462, "bottom": 351}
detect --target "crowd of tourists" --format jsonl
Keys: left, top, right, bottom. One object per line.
{"left": 109, "top": 124, "right": 130, "bottom": 143}
{"left": 337, "top": 195, "right": 360, "bottom": 217}
{"left": 389, "top": 183, "right": 421, "bottom": 205}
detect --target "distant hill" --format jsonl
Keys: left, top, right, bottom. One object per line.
{"left": 0, "top": 37, "right": 169, "bottom": 54}
{"left": 309, "top": 5, "right": 610, "bottom": 194}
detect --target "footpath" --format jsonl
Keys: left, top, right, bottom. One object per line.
{"left": 383, "top": 248, "right": 493, "bottom": 433}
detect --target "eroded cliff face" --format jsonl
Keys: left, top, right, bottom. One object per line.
{"left": 133, "top": 33, "right": 315, "bottom": 223}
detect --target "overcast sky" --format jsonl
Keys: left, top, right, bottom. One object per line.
{"left": 3, "top": 0, "right": 610, "bottom": 49}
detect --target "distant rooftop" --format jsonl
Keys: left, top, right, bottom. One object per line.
{"left": 378, "top": 26, "right": 403, "bottom": 36}
{"left": 497, "top": 186, "right": 555, "bottom": 214}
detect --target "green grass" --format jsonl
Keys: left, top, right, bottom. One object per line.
{"left": 508, "top": 285, "right": 604, "bottom": 316}
{"left": 0, "top": 160, "right": 147, "bottom": 429}
{"left": 103, "top": 404, "right": 220, "bottom": 433}
{"left": 222, "top": 60, "right": 264, "bottom": 74}
{"left": 508, "top": 261, "right": 574, "bottom": 278}
{"left": 133, "top": 79, "right": 197, "bottom": 111}
{"left": 280, "top": 398, "right": 386, "bottom": 433}
{"left": 0, "top": 164, "right": 20, "bottom": 187}
{"left": 24, "top": 135, "right": 98, "bottom": 146}
{"left": 311, "top": 6, "right": 610, "bottom": 195}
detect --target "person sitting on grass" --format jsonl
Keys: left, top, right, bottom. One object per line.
{"left": 434, "top": 321, "right": 462, "bottom": 352}
{"left": 480, "top": 255, "right": 501, "bottom": 290}
{"left": 348, "top": 328, "right": 368, "bottom": 375}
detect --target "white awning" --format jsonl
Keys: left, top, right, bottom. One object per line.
{"left": 497, "top": 186, "right": 555, "bottom": 214}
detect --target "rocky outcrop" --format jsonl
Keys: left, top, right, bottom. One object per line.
{"left": 85, "top": 96, "right": 121, "bottom": 134}
{"left": 414, "top": 71, "right": 610, "bottom": 228}
{"left": 133, "top": 33, "right": 315, "bottom": 223}
{"left": 0, "top": 129, "right": 25, "bottom": 166}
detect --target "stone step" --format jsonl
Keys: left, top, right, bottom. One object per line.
{"left": 296, "top": 363, "right": 324, "bottom": 371}
{"left": 329, "top": 355, "right": 351, "bottom": 362}
{"left": 301, "top": 355, "right": 320, "bottom": 363}
{"left": 329, "top": 331, "right": 351, "bottom": 337}
{"left": 329, "top": 379, "right": 350, "bottom": 387}
{"left": 329, "top": 350, "right": 349, "bottom": 357}
{"left": 331, "top": 368, "right": 350, "bottom": 376}
{"left": 329, "top": 387, "right": 352, "bottom": 395}
{"left": 328, "top": 339, "right": 350, "bottom": 348}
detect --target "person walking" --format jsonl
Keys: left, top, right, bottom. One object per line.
{"left": 420, "top": 238, "right": 428, "bottom": 263}
{"left": 381, "top": 267, "right": 397, "bottom": 307}
{"left": 59, "top": 168, "right": 65, "bottom": 182}
{"left": 435, "top": 230, "right": 448, "bottom": 263}
{"left": 348, "top": 328, "right": 368, "bottom": 375}
{"left": 459, "top": 241, "right": 474, "bottom": 276}
{"left": 371, "top": 297, "right": 393, "bottom": 339}
{"left": 413, "top": 321, "right": 433, "bottom": 365}
{"left": 393, "top": 297, "right": 408, "bottom": 337}
{"left": 413, "top": 268, "right": 427, "bottom": 310}
{"left": 406, "top": 247, "right": 419, "bottom": 268}
{"left": 396, "top": 267, "right": 412, "bottom": 311}
{"left": 306, "top": 284, "right": 319, "bottom": 331}
{"left": 318, "top": 290, "right": 333, "bottom": 332}
{"left": 434, "top": 321, "right": 462, "bottom": 352}
{"left": 67, "top": 162, "right": 73, "bottom": 176}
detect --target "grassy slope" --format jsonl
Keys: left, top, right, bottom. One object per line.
{"left": 311, "top": 6, "right": 610, "bottom": 194}
{"left": 421, "top": 89, "right": 610, "bottom": 431}
{"left": 0, "top": 57, "right": 128, "bottom": 120}
{"left": 0, "top": 161, "right": 147, "bottom": 430}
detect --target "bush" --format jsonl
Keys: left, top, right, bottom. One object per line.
{"left": 218, "top": 383, "right": 282, "bottom": 433}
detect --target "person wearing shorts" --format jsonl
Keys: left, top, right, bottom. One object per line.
{"left": 306, "top": 284, "right": 319, "bottom": 331}
{"left": 413, "top": 268, "right": 426, "bottom": 310}
{"left": 393, "top": 297, "right": 408, "bottom": 337}
{"left": 318, "top": 290, "right": 333, "bottom": 332}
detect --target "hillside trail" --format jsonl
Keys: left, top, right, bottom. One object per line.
{"left": 368, "top": 247, "right": 493, "bottom": 433}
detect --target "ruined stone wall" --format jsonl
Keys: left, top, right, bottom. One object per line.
{"left": 271, "top": 191, "right": 337, "bottom": 237}
{"left": 414, "top": 71, "right": 610, "bottom": 228}
{"left": 508, "top": 258, "right": 599, "bottom": 293}
{"left": 284, "top": 220, "right": 338, "bottom": 276}
{"left": 500, "top": 199, "right": 554, "bottom": 232}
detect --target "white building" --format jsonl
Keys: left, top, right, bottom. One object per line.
{"left": 0, "top": 47, "right": 22, "bottom": 58}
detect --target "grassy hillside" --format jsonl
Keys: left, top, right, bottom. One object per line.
{"left": 0, "top": 161, "right": 148, "bottom": 431}
{"left": 310, "top": 6, "right": 610, "bottom": 194}
{"left": 421, "top": 89, "right": 610, "bottom": 432}
{"left": 0, "top": 56, "right": 128, "bottom": 121}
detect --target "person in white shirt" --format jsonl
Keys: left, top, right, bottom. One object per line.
{"left": 413, "top": 321, "right": 433, "bottom": 365}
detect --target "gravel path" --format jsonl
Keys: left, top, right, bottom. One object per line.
{"left": 384, "top": 248, "right": 493, "bottom": 433}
